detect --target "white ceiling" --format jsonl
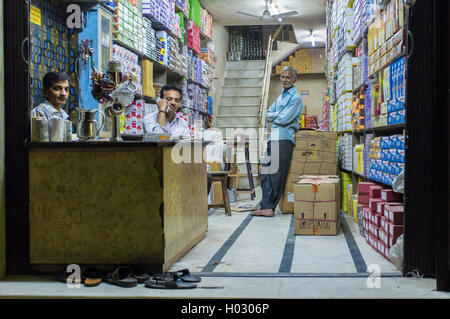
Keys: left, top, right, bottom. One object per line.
{"left": 199, "top": 0, "right": 327, "bottom": 45}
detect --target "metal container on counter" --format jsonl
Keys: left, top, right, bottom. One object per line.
{"left": 31, "top": 117, "right": 49, "bottom": 142}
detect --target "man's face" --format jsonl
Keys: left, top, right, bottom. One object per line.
{"left": 44, "top": 80, "right": 69, "bottom": 109}
{"left": 163, "top": 89, "right": 182, "bottom": 113}
{"left": 280, "top": 70, "right": 296, "bottom": 90}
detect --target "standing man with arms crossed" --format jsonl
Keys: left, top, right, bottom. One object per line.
{"left": 252, "top": 66, "right": 303, "bottom": 217}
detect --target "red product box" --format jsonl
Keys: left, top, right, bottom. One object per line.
{"left": 358, "top": 182, "right": 376, "bottom": 194}
{"left": 377, "top": 201, "right": 385, "bottom": 214}
{"left": 387, "top": 222, "right": 404, "bottom": 243}
{"left": 358, "top": 194, "right": 370, "bottom": 205}
{"left": 372, "top": 214, "right": 382, "bottom": 227}
{"left": 369, "top": 198, "right": 383, "bottom": 212}
{"left": 381, "top": 189, "right": 403, "bottom": 202}
{"left": 385, "top": 205, "right": 404, "bottom": 224}
{"left": 382, "top": 202, "right": 403, "bottom": 219}
{"left": 379, "top": 229, "right": 389, "bottom": 247}
{"left": 369, "top": 185, "right": 384, "bottom": 199}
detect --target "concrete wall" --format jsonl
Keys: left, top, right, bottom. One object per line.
{"left": 268, "top": 73, "right": 327, "bottom": 120}
{"left": 210, "top": 25, "right": 229, "bottom": 125}
{"left": 0, "top": 0, "right": 5, "bottom": 277}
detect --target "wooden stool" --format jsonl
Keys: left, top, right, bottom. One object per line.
{"left": 208, "top": 171, "right": 232, "bottom": 216}
{"left": 227, "top": 139, "right": 256, "bottom": 200}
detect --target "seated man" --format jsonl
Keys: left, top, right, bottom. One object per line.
{"left": 31, "top": 72, "right": 70, "bottom": 120}
{"left": 144, "top": 84, "right": 212, "bottom": 195}
{"left": 143, "top": 84, "right": 191, "bottom": 139}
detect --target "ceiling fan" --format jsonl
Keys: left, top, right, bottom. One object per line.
{"left": 236, "top": 0, "right": 298, "bottom": 22}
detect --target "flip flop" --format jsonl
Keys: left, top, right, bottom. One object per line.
{"left": 106, "top": 266, "right": 138, "bottom": 288}
{"left": 144, "top": 276, "right": 197, "bottom": 289}
{"left": 170, "top": 269, "right": 202, "bottom": 283}
{"left": 129, "top": 264, "right": 150, "bottom": 284}
{"left": 83, "top": 267, "right": 106, "bottom": 287}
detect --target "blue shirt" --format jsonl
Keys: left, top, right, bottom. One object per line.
{"left": 266, "top": 86, "right": 303, "bottom": 144}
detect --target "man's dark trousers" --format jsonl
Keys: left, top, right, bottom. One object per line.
{"left": 259, "top": 140, "right": 294, "bottom": 211}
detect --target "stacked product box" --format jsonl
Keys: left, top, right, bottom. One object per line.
{"left": 187, "top": 20, "right": 201, "bottom": 54}
{"left": 352, "top": 89, "right": 365, "bottom": 131}
{"left": 340, "top": 171, "right": 352, "bottom": 213}
{"left": 364, "top": 83, "right": 373, "bottom": 128}
{"left": 319, "top": 92, "right": 330, "bottom": 130}
{"left": 142, "top": 0, "right": 175, "bottom": 32}
{"left": 363, "top": 133, "right": 374, "bottom": 177}
{"left": 156, "top": 31, "right": 171, "bottom": 66}
{"left": 175, "top": 0, "right": 189, "bottom": 17}
{"left": 387, "top": 57, "right": 406, "bottom": 125}
{"left": 294, "top": 175, "right": 341, "bottom": 236}
{"left": 369, "top": 134, "right": 405, "bottom": 186}
{"left": 200, "top": 7, "right": 213, "bottom": 39}
{"left": 338, "top": 134, "right": 353, "bottom": 171}
{"left": 122, "top": 99, "right": 145, "bottom": 135}
{"left": 143, "top": 18, "right": 158, "bottom": 61}
{"left": 189, "top": 0, "right": 202, "bottom": 28}
{"left": 113, "top": 0, "right": 145, "bottom": 54}
{"left": 362, "top": 183, "right": 403, "bottom": 259}
{"left": 337, "top": 92, "right": 352, "bottom": 132}
{"left": 353, "top": 144, "right": 365, "bottom": 175}
{"left": 112, "top": 44, "right": 142, "bottom": 94}
{"left": 199, "top": 47, "right": 216, "bottom": 66}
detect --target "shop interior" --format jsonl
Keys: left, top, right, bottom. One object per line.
{"left": 0, "top": 0, "right": 449, "bottom": 298}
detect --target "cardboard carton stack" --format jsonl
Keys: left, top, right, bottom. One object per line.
{"left": 362, "top": 184, "right": 404, "bottom": 260}
{"left": 280, "top": 130, "right": 337, "bottom": 213}
{"left": 294, "top": 175, "right": 340, "bottom": 236}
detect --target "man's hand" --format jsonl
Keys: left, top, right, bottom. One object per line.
{"left": 157, "top": 98, "right": 168, "bottom": 113}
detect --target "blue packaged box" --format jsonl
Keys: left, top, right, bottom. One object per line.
{"left": 381, "top": 136, "right": 391, "bottom": 149}
{"left": 397, "top": 162, "right": 405, "bottom": 174}
{"left": 380, "top": 149, "right": 389, "bottom": 161}
{"left": 397, "top": 109, "right": 406, "bottom": 123}
{"left": 382, "top": 160, "right": 389, "bottom": 173}
{"left": 397, "top": 149, "right": 405, "bottom": 163}
{"left": 397, "top": 135, "right": 405, "bottom": 149}
{"left": 389, "top": 148, "right": 398, "bottom": 162}
{"left": 396, "top": 96, "right": 405, "bottom": 111}
{"left": 388, "top": 111, "right": 397, "bottom": 125}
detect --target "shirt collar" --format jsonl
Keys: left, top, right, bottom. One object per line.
{"left": 42, "top": 99, "right": 69, "bottom": 118}
{"left": 280, "top": 86, "right": 296, "bottom": 96}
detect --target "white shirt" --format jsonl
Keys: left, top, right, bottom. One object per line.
{"left": 143, "top": 110, "right": 191, "bottom": 138}
{"left": 31, "top": 99, "right": 69, "bottom": 120}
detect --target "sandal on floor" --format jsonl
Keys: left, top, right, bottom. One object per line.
{"left": 170, "top": 269, "right": 202, "bottom": 283}
{"left": 106, "top": 266, "right": 138, "bottom": 288}
{"left": 144, "top": 275, "right": 197, "bottom": 289}
{"left": 83, "top": 267, "right": 106, "bottom": 287}
{"left": 129, "top": 264, "right": 150, "bottom": 284}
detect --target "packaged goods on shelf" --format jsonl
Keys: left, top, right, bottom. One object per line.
{"left": 294, "top": 175, "right": 341, "bottom": 236}
{"left": 142, "top": 0, "right": 175, "bottom": 32}
{"left": 122, "top": 99, "right": 145, "bottom": 135}
{"left": 341, "top": 172, "right": 352, "bottom": 213}
{"left": 189, "top": 0, "right": 202, "bottom": 28}
{"left": 112, "top": 44, "right": 142, "bottom": 94}
{"left": 113, "top": 0, "right": 145, "bottom": 54}
{"left": 187, "top": 20, "right": 201, "bottom": 54}
{"left": 280, "top": 131, "right": 338, "bottom": 213}
{"left": 200, "top": 7, "right": 213, "bottom": 39}
{"left": 353, "top": 144, "right": 365, "bottom": 175}
{"left": 338, "top": 134, "right": 353, "bottom": 171}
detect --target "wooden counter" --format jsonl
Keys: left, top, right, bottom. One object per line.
{"left": 28, "top": 141, "right": 208, "bottom": 273}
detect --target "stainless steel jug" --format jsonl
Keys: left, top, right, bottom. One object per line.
{"left": 77, "top": 109, "right": 105, "bottom": 140}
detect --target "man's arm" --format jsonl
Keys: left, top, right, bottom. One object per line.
{"left": 273, "top": 96, "right": 303, "bottom": 127}
{"left": 143, "top": 111, "right": 168, "bottom": 134}
{"left": 265, "top": 100, "right": 279, "bottom": 123}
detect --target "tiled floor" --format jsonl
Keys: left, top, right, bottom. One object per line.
{"left": 0, "top": 187, "right": 449, "bottom": 299}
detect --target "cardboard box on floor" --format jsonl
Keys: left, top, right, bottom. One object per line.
{"left": 293, "top": 175, "right": 341, "bottom": 235}
{"left": 280, "top": 130, "right": 338, "bottom": 213}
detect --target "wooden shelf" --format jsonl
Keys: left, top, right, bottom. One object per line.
{"left": 366, "top": 123, "right": 405, "bottom": 133}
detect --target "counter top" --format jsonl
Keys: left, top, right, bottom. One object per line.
{"left": 27, "top": 139, "right": 213, "bottom": 149}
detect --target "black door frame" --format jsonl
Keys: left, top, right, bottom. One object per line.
{"left": 4, "top": 0, "right": 30, "bottom": 274}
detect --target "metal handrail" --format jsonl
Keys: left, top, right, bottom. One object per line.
{"left": 258, "top": 35, "right": 274, "bottom": 158}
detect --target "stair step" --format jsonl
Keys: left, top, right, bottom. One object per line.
{"left": 221, "top": 96, "right": 260, "bottom": 105}
{"left": 225, "top": 69, "right": 265, "bottom": 78}
{"left": 222, "top": 87, "right": 262, "bottom": 96}
{"left": 224, "top": 78, "right": 264, "bottom": 87}
{"left": 219, "top": 106, "right": 260, "bottom": 116}
{"left": 226, "top": 60, "right": 266, "bottom": 69}
{"left": 216, "top": 116, "right": 259, "bottom": 127}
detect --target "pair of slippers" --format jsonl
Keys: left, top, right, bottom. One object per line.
{"left": 105, "top": 265, "right": 150, "bottom": 288}
{"left": 55, "top": 266, "right": 107, "bottom": 287}
{"left": 144, "top": 269, "right": 201, "bottom": 289}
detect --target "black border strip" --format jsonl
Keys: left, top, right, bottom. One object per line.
{"left": 192, "top": 272, "right": 402, "bottom": 278}
{"left": 278, "top": 214, "right": 295, "bottom": 273}
{"left": 341, "top": 216, "right": 367, "bottom": 273}
{"left": 202, "top": 214, "right": 254, "bottom": 272}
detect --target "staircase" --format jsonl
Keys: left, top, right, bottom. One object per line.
{"left": 216, "top": 60, "right": 266, "bottom": 188}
